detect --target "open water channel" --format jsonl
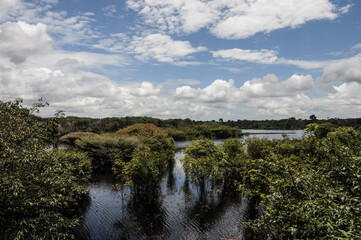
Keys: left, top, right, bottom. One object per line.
{"left": 76, "top": 130, "right": 304, "bottom": 240}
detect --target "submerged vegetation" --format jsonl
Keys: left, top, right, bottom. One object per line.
{"left": 1, "top": 98, "right": 360, "bottom": 239}
{"left": 180, "top": 123, "right": 361, "bottom": 239}
{"left": 242, "top": 125, "right": 361, "bottom": 239}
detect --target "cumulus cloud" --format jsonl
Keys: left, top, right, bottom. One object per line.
{"left": 174, "top": 79, "right": 239, "bottom": 107}
{"left": 239, "top": 74, "right": 314, "bottom": 98}
{"left": 317, "top": 56, "right": 361, "bottom": 92}
{"left": 212, "top": 48, "right": 330, "bottom": 69}
{"left": 130, "top": 82, "right": 162, "bottom": 96}
{"left": 128, "top": 34, "right": 207, "bottom": 63}
{"left": 237, "top": 69, "right": 361, "bottom": 119}
{"left": 171, "top": 74, "right": 319, "bottom": 118}
{"left": 174, "top": 86, "right": 198, "bottom": 98}
{"left": 127, "top": 0, "right": 345, "bottom": 39}
{"left": 0, "top": 21, "right": 52, "bottom": 63}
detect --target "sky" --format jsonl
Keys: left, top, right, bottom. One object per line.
{"left": 0, "top": 0, "right": 360, "bottom": 120}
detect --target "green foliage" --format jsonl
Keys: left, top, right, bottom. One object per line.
{"left": 59, "top": 131, "right": 96, "bottom": 145}
{"left": 182, "top": 139, "right": 225, "bottom": 193}
{"left": 245, "top": 137, "right": 274, "bottom": 160}
{"left": 117, "top": 146, "right": 169, "bottom": 193}
{"left": 166, "top": 122, "right": 242, "bottom": 141}
{"left": 51, "top": 149, "right": 92, "bottom": 185}
{"left": 117, "top": 123, "right": 168, "bottom": 138}
{"left": 238, "top": 125, "right": 361, "bottom": 239}
{"left": 305, "top": 122, "right": 337, "bottom": 139}
{"left": 113, "top": 124, "right": 175, "bottom": 192}
{"left": 221, "top": 139, "right": 246, "bottom": 188}
{"left": 75, "top": 133, "right": 141, "bottom": 171}
{"left": 118, "top": 123, "right": 175, "bottom": 160}
{"left": 0, "top": 99, "right": 91, "bottom": 239}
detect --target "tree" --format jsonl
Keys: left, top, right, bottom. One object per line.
{"left": 0, "top": 99, "right": 90, "bottom": 239}
{"left": 309, "top": 114, "right": 317, "bottom": 123}
{"left": 182, "top": 139, "right": 225, "bottom": 195}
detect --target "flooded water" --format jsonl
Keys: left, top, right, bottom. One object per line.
{"left": 242, "top": 129, "right": 304, "bottom": 140}
{"left": 76, "top": 130, "right": 303, "bottom": 240}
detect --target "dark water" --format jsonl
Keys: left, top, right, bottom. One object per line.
{"left": 77, "top": 130, "right": 303, "bottom": 240}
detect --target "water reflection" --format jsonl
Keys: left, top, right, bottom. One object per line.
{"left": 114, "top": 192, "right": 168, "bottom": 239}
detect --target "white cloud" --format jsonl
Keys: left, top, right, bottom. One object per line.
{"left": 174, "top": 86, "right": 198, "bottom": 98}
{"left": 212, "top": 48, "right": 330, "bottom": 69}
{"left": 6, "top": 1, "right": 98, "bottom": 46}
{"left": 239, "top": 74, "right": 314, "bottom": 98}
{"left": 127, "top": 0, "right": 344, "bottom": 39}
{"left": 212, "top": 48, "right": 278, "bottom": 64}
{"left": 317, "top": 56, "right": 361, "bottom": 92}
{"left": 171, "top": 74, "right": 319, "bottom": 118}
{"left": 128, "top": 33, "right": 206, "bottom": 63}
{"left": 0, "top": 0, "right": 19, "bottom": 19}
{"left": 174, "top": 79, "right": 239, "bottom": 105}
{"left": 0, "top": 21, "right": 52, "bottom": 63}
{"left": 278, "top": 59, "right": 330, "bottom": 69}
{"left": 339, "top": 4, "right": 352, "bottom": 14}
{"left": 352, "top": 43, "right": 361, "bottom": 50}
{"left": 130, "top": 82, "right": 162, "bottom": 96}
{"left": 210, "top": 0, "right": 338, "bottom": 39}
{"left": 92, "top": 33, "right": 129, "bottom": 53}
{"left": 127, "top": 0, "right": 217, "bottom": 34}
{"left": 102, "top": 4, "right": 117, "bottom": 17}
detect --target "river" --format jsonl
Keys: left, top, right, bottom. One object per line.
{"left": 76, "top": 130, "right": 304, "bottom": 240}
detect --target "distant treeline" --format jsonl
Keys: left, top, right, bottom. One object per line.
{"left": 51, "top": 115, "right": 361, "bottom": 135}
{"left": 53, "top": 116, "right": 242, "bottom": 140}
{"left": 221, "top": 116, "right": 361, "bottom": 130}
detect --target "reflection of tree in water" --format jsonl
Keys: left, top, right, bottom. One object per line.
{"left": 166, "top": 158, "right": 176, "bottom": 194}
{"left": 243, "top": 196, "right": 263, "bottom": 240}
{"left": 183, "top": 176, "right": 243, "bottom": 233}
{"left": 114, "top": 189, "right": 169, "bottom": 239}
{"left": 74, "top": 194, "right": 92, "bottom": 240}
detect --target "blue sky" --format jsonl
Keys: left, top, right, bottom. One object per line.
{"left": 0, "top": 0, "right": 360, "bottom": 120}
